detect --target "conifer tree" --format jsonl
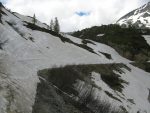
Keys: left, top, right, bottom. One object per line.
{"left": 33, "top": 14, "right": 37, "bottom": 24}
{"left": 54, "top": 17, "right": 60, "bottom": 33}
{"left": 50, "top": 19, "right": 54, "bottom": 31}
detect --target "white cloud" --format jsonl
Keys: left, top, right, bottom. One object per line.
{"left": 5, "top": 0, "right": 148, "bottom": 32}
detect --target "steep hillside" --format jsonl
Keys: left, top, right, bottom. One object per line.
{"left": 117, "top": 2, "right": 150, "bottom": 29}
{"left": 35, "top": 63, "right": 150, "bottom": 113}
{"left": 0, "top": 3, "right": 150, "bottom": 113}
{"left": 72, "top": 25, "right": 150, "bottom": 62}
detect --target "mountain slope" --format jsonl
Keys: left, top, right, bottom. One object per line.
{"left": 0, "top": 4, "right": 129, "bottom": 113}
{"left": 117, "top": 2, "right": 150, "bottom": 29}
{"left": 0, "top": 3, "right": 150, "bottom": 113}
{"left": 72, "top": 25, "right": 150, "bottom": 61}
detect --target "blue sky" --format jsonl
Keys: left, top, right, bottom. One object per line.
{"left": 75, "top": 12, "right": 90, "bottom": 16}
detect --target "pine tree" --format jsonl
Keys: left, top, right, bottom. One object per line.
{"left": 50, "top": 19, "right": 54, "bottom": 31}
{"left": 33, "top": 14, "right": 37, "bottom": 24}
{"left": 54, "top": 17, "right": 60, "bottom": 33}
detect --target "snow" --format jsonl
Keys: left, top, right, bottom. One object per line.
{"left": 117, "top": 2, "right": 150, "bottom": 28}
{"left": 90, "top": 65, "right": 150, "bottom": 113}
{"left": 13, "top": 12, "right": 48, "bottom": 29}
{"left": 63, "top": 34, "right": 83, "bottom": 44}
{"left": 1, "top": 6, "right": 126, "bottom": 113}
{"left": 86, "top": 41, "right": 130, "bottom": 63}
{"left": 91, "top": 72, "right": 114, "bottom": 92}
{"left": 97, "top": 34, "right": 104, "bottom": 37}
{"left": 65, "top": 35, "right": 131, "bottom": 63}
{"left": 0, "top": 6, "right": 150, "bottom": 113}
{"left": 143, "top": 35, "right": 150, "bottom": 46}
{"left": 114, "top": 64, "right": 150, "bottom": 113}
{"left": 0, "top": 18, "right": 109, "bottom": 112}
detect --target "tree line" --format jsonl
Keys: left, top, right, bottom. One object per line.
{"left": 32, "top": 14, "right": 60, "bottom": 33}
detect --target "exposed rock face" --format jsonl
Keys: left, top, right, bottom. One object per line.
{"left": 117, "top": 2, "right": 150, "bottom": 29}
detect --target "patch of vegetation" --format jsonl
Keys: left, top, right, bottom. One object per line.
{"left": 72, "top": 24, "right": 122, "bottom": 40}
{"left": 82, "top": 39, "right": 96, "bottom": 45}
{"left": 75, "top": 92, "right": 127, "bottom": 113}
{"left": 131, "top": 62, "right": 150, "bottom": 73}
{"left": 127, "top": 99, "right": 135, "bottom": 104}
{"left": 99, "top": 52, "right": 112, "bottom": 59}
{"left": 105, "top": 91, "right": 122, "bottom": 102}
{"left": 28, "top": 37, "right": 35, "bottom": 42}
{"left": 38, "top": 66, "right": 80, "bottom": 96}
{"left": 24, "top": 22, "right": 97, "bottom": 54}
{"left": 0, "top": 39, "right": 8, "bottom": 49}
{"left": 1, "top": 11, "right": 7, "bottom": 17}
{"left": 39, "top": 63, "right": 129, "bottom": 95}
{"left": 119, "top": 106, "right": 128, "bottom": 113}
{"left": 72, "top": 24, "right": 150, "bottom": 62}
{"left": 0, "top": 2, "right": 3, "bottom": 23}
{"left": 12, "top": 12, "right": 21, "bottom": 19}
{"left": 34, "top": 71, "right": 127, "bottom": 113}
{"left": 32, "top": 76, "right": 84, "bottom": 113}
{"left": 7, "top": 21, "right": 27, "bottom": 40}
{"left": 76, "top": 44, "right": 96, "bottom": 54}
{"left": 24, "top": 22, "right": 70, "bottom": 42}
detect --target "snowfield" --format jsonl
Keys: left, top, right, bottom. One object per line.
{"left": 117, "top": 2, "right": 150, "bottom": 28}
{"left": 73, "top": 64, "right": 150, "bottom": 113}
{"left": 0, "top": 5, "right": 150, "bottom": 113}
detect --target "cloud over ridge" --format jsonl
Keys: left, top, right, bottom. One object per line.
{"left": 4, "top": 0, "right": 149, "bottom": 32}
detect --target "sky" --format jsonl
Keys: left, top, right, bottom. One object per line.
{"left": 1, "top": 0, "right": 150, "bottom": 32}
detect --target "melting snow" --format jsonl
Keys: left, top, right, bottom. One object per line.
{"left": 0, "top": 6, "right": 150, "bottom": 113}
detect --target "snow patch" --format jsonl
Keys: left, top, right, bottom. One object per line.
{"left": 143, "top": 35, "right": 150, "bottom": 46}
